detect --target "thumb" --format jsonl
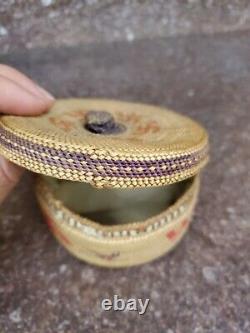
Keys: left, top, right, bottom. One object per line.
{"left": 0, "top": 156, "right": 24, "bottom": 204}
{"left": 0, "top": 65, "right": 55, "bottom": 205}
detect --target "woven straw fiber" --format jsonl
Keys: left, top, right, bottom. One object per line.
{"left": 36, "top": 175, "right": 200, "bottom": 267}
{"left": 0, "top": 99, "right": 208, "bottom": 189}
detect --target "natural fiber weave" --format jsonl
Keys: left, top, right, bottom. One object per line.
{"left": 0, "top": 99, "right": 209, "bottom": 189}
{"left": 36, "top": 175, "right": 200, "bottom": 267}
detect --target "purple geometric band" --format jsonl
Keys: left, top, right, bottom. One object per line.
{"left": 0, "top": 126, "right": 208, "bottom": 179}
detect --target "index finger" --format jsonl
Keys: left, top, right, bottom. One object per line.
{"left": 0, "top": 74, "right": 54, "bottom": 116}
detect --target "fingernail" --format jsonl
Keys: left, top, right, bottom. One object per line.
{"left": 36, "top": 86, "right": 55, "bottom": 101}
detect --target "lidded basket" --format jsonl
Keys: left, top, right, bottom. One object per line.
{"left": 0, "top": 99, "right": 209, "bottom": 267}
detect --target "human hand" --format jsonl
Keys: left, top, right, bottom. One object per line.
{"left": 0, "top": 64, "right": 54, "bottom": 204}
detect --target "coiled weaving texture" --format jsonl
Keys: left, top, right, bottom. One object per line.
{"left": 0, "top": 99, "right": 209, "bottom": 188}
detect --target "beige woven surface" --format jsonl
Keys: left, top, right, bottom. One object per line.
{"left": 0, "top": 99, "right": 208, "bottom": 188}
{"left": 36, "top": 175, "right": 200, "bottom": 267}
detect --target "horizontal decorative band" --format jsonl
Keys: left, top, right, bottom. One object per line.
{"left": 37, "top": 176, "right": 198, "bottom": 240}
{"left": 0, "top": 126, "right": 208, "bottom": 181}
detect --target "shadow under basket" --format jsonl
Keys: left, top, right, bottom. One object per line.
{"left": 36, "top": 175, "right": 200, "bottom": 267}
{"left": 0, "top": 98, "right": 209, "bottom": 268}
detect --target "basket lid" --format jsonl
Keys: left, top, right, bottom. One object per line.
{"left": 0, "top": 99, "right": 209, "bottom": 188}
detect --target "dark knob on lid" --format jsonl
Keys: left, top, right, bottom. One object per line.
{"left": 84, "top": 110, "right": 126, "bottom": 135}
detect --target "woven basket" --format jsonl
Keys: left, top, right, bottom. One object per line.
{"left": 0, "top": 99, "right": 209, "bottom": 267}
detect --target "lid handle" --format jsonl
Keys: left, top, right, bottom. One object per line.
{"left": 84, "top": 110, "right": 126, "bottom": 135}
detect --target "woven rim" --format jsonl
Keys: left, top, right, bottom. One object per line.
{"left": 0, "top": 99, "right": 209, "bottom": 188}
{"left": 36, "top": 175, "right": 200, "bottom": 267}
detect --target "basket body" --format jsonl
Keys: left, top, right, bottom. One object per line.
{"left": 36, "top": 176, "right": 200, "bottom": 267}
